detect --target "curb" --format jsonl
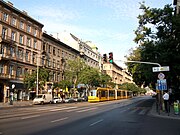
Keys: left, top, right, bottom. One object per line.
{"left": 149, "top": 103, "right": 180, "bottom": 120}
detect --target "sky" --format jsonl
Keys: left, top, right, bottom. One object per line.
{"left": 7, "top": 0, "right": 173, "bottom": 68}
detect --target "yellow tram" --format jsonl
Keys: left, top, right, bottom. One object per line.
{"left": 88, "top": 87, "right": 132, "bottom": 102}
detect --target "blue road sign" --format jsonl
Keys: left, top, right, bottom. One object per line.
{"left": 157, "top": 79, "right": 167, "bottom": 90}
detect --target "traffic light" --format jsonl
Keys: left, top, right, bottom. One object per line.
{"left": 109, "top": 52, "right": 113, "bottom": 63}
{"left": 103, "top": 54, "right": 107, "bottom": 62}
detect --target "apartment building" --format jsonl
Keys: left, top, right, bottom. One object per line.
{"left": 103, "top": 62, "right": 133, "bottom": 88}
{"left": 59, "top": 31, "right": 101, "bottom": 70}
{"left": 42, "top": 32, "right": 80, "bottom": 94}
{"left": 0, "top": 1, "right": 44, "bottom": 102}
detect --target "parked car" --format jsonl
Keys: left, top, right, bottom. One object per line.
{"left": 64, "top": 98, "right": 75, "bottom": 103}
{"left": 33, "top": 94, "right": 53, "bottom": 105}
{"left": 52, "top": 97, "right": 62, "bottom": 104}
{"left": 75, "top": 97, "right": 84, "bottom": 102}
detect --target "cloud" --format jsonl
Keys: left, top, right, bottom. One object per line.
{"left": 30, "top": 5, "right": 82, "bottom": 23}
{"left": 93, "top": 0, "right": 141, "bottom": 20}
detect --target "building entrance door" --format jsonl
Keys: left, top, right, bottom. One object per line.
{"left": 0, "top": 84, "right": 4, "bottom": 102}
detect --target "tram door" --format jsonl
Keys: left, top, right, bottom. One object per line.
{"left": 0, "top": 84, "right": 4, "bottom": 102}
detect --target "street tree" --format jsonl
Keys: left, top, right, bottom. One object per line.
{"left": 64, "top": 57, "right": 87, "bottom": 89}
{"left": 24, "top": 68, "right": 49, "bottom": 91}
{"left": 78, "top": 66, "right": 101, "bottom": 92}
{"left": 126, "top": 2, "right": 180, "bottom": 90}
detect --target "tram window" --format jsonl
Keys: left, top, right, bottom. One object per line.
{"left": 109, "top": 90, "right": 115, "bottom": 97}
{"left": 123, "top": 91, "right": 126, "bottom": 96}
{"left": 117, "top": 91, "right": 121, "bottom": 96}
{"left": 101, "top": 91, "right": 106, "bottom": 97}
{"left": 90, "top": 92, "right": 93, "bottom": 96}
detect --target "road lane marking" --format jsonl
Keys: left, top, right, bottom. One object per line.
{"left": 51, "top": 117, "right": 68, "bottom": 123}
{"left": 139, "top": 108, "right": 149, "bottom": 115}
{"left": 49, "top": 107, "right": 77, "bottom": 112}
{"left": 77, "top": 107, "right": 97, "bottom": 112}
{"left": 21, "top": 115, "right": 40, "bottom": 120}
{"left": 89, "top": 119, "right": 104, "bottom": 126}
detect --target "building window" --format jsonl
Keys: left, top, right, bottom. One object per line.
{"left": 0, "top": 64, "right": 4, "bottom": 74}
{"left": 11, "top": 31, "right": 16, "bottom": 41}
{"left": 25, "top": 51, "right": 30, "bottom": 62}
{"left": 17, "top": 49, "right": 23, "bottom": 59}
{"left": 20, "top": 21, "right": 24, "bottom": 29}
{"left": 19, "top": 35, "right": 24, "bottom": 44}
{"left": 58, "top": 49, "right": 60, "bottom": 57}
{"left": 27, "top": 25, "right": 31, "bottom": 33}
{"left": 42, "top": 56, "right": 45, "bottom": 66}
{"left": 32, "top": 53, "right": 36, "bottom": 64}
{"left": 27, "top": 38, "right": 31, "bottom": 47}
{"left": 53, "top": 47, "right": 55, "bottom": 55}
{"left": 33, "top": 40, "right": 37, "bottom": 49}
{"left": 48, "top": 59, "right": 51, "bottom": 67}
{"left": 57, "top": 61, "right": 60, "bottom": 68}
{"left": 33, "top": 28, "right": 37, "bottom": 36}
{"left": 10, "top": 47, "right": 15, "bottom": 57}
{"left": 2, "top": 27, "right": 7, "bottom": 38}
{"left": 24, "top": 68, "right": 28, "bottom": 74}
{"left": 57, "top": 73, "right": 60, "bottom": 82}
{"left": 16, "top": 67, "right": 22, "bottom": 77}
{"left": 53, "top": 72, "right": 56, "bottom": 81}
{"left": 53, "top": 59, "right": 56, "bottom": 68}
{"left": 48, "top": 45, "right": 51, "bottom": 53}
{"left": 11, "top": 17, "right": 16, "bottom": 26}
{"left": 43, "top": 42, "right": 46, "bottom": 51}
{"left": 3, "top": 13, "right": 8, "bottom": 21}
{"left": 9, "top": 65, "right": 14, "bottom": 75}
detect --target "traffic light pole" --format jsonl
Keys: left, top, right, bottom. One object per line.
{"left": 117, "top": 59, "right": 163, "bottom": 114}
{"left": 125, "top": 60, "right": 161, "bottom": 67}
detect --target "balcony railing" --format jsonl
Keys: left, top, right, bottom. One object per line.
{"left": 0, "top": 35, "right": 15, "bottom": 44}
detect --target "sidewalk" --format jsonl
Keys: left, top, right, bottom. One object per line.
{"left": 149, "top": 102, "right": 180, "bottom": 120}
{"left": 0, "top": 100, "right": 33, "bottom": 108}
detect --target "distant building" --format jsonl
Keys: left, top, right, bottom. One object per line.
{"left": 103, "top": 62, "right": 133, "bottom": 88}
{"left": 59, "top": 31, "right": 101, "bottom": 70}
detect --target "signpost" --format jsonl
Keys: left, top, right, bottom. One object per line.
{"left": 157, "top": 79, "right": 167, "bottom": 91}
{"left": 152, "top": 66, "right": 170, "bottom": 72}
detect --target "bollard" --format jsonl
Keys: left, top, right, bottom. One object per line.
{"left": 174, "top": 102, "right": 179, "bottom": 115}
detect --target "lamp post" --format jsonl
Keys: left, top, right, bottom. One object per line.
{"left": 36, "top": 55, "right": 39, "bottom": 96}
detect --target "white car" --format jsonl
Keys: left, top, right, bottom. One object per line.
{"left": 52, "top": 97, "right": 62, "bottom": 104}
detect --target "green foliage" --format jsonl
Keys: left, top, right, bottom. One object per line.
{"left": 64, "top": 57, "right": 87, "bottom": 87}
{"left": 23, "top": 68, "right": 49, "bottom": 91}
{"left": 64, "top": 57, "right": 112, "bottom": 90}
{"left": 126, "top": 2, "right": 180, "bottom": 90}
{"left": 53, "top": 80, "right": 72, "bottom": 90}
{"left": 79, "top": 66, "right": 101, "bottom": 89}
{"left": 119, "top": 83, "right": 146, "bottom": 94}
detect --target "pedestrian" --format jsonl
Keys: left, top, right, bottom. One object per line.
{"left": 163, "top": 91, "right": 169, "bottom": 113}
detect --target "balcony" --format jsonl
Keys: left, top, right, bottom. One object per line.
{"left": 0, "top": 35, "right": 15, "bottom": 44}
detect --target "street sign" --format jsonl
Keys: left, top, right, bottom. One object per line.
{"left": 157, "top": 79, "right": 167, "bottom": 90}
{"left": 152, "top": 66, "right": 170, "bottom": 72}
{"left": 158, "top": 73, "right": 165, "bottom": 80}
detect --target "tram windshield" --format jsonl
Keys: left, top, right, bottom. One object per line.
{"left": 90, "top": 90, "right": 96, "bottom": 96}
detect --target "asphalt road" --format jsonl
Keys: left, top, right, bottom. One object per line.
{"left": 0, "top": 96, "right": 180, "bottom": 135}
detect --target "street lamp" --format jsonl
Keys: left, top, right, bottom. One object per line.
{"left": 36, "top": 55, "right": 39, "bottom": 96}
